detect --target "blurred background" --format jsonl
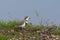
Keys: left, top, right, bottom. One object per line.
{"left": 0, "top": 0, "right": 60, "bottom": 25}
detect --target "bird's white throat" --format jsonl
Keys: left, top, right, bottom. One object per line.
{"left": 25, "top": 17, "right": 29, "bottom": 21}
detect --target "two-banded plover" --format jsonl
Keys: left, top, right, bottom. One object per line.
{"left": 17, "top": 16, "right": 30, "bottom": 28}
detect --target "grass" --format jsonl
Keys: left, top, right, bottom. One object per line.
{"left": 0, "top": 35, "right": 8, "bottom": 40}
{"left": 0, "top": 20, "right": 60, "bottom": 34}
{"left": 0, "top": 20, "right": 60, "bottom": 40}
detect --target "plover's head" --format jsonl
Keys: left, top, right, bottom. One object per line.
{"left": 24, "top": 16, "right": 30, "bottom": 21}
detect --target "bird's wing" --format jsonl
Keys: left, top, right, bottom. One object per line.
{"left": 17, "top": 20, "right": 24, "bottom": 25}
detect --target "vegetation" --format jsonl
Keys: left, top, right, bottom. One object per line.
{"left": 0, "top": 20, "right": 60, "bottom": 40}
{"left": 0, "top": 11, "right": 60, "bottom": 40}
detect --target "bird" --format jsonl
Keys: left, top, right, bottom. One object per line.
{"left": 17, "top": 16, "right": 30, "bottom": 28}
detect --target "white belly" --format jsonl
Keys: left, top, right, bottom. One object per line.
{"left": 21, "top": 22, "right": 25, "bottom": 27}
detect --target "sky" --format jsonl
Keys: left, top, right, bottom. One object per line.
{"left": 0, "top": 0, "right": 60, "bottom": 25}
